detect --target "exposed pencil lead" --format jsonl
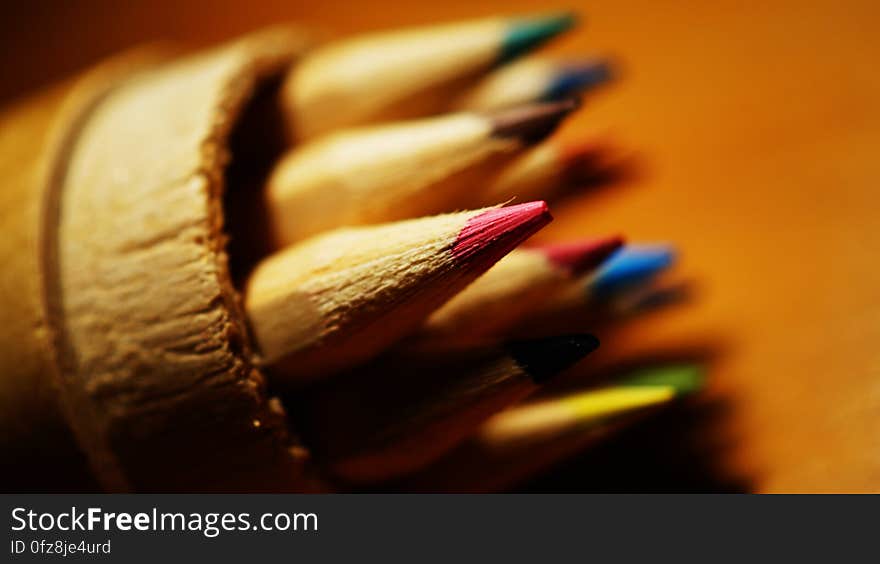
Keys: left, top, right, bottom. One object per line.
{"left": 537, "top": 236, "right": 625, "bottom": 275}
{"left": 556, "top": 136, "right": 604, "bottom": 168}
{"left": 501, "top": 12, "right": 579, "bottom": 63}
{"left": 623, "top": 281, "right": 694, "bottom": 315}
{"left": 554, "top": 136, "right": 637, "bottom": 188}
{"left": 589, "top": 244, "right": 675, "bottom": 295}
{"left": 453, "top": 201, "right": 552, "bottom": 265}
{"left": 506, "top": 334, "right": 599, "bottom": 383}
{"left": 618, "top": 363, "right": 705, "bottom": 396}
{"left": 489, "top": 99, "right": 580, "bottom": 143}
{"left": 543, "top": 59, "right": 614, "bottom": 101}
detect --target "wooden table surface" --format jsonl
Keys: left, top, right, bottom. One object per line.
{"left": 3, "top": 0, "right": 878, "bottom": 492}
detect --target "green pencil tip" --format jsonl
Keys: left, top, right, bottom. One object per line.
{"left": 501, "top": 12, "right": 578, "bottom": 64}
{"left": 618, "top": 364, "right": 705, "bottom": 396}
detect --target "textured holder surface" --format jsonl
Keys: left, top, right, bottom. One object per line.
{"left": 0, "top": 28, "right": 324, "bottom": 491}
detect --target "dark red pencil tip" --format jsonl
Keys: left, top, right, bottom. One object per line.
{"left": 555, "top": 136, "right": 637, "bottom": 186}
{"left": 537, "top": 236, "right": 625, "bottom": 275}
{"left": 453, "top": 202, "right": 553, "bottom": 267}
{"left": 555, "top": 136, "right": 605, "bottom": 167}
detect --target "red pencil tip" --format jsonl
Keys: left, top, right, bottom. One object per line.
{"left": 453, "top": 202, "right": 553, "bottom": 265}
{"left": 536, "top": 236, "right": 625, "bottom": 275}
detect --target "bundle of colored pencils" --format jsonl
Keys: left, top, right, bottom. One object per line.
{"left": 233, "top": 12, "right": 702, "bottom": 491}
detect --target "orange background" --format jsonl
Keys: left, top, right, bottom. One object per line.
{"left": 3, "top": 1, "right": 878, "bottom": 492}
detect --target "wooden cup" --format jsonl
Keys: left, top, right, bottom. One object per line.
{"left": 0, "top": 27, "right": 329, "bottom": 492}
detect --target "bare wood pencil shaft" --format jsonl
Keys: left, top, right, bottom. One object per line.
{"left": 481, "top": 140, "right": 570, "bottom": 204}
{"left": 282, "top": 13, "right": 575, "bottom": 139}
{"left": 415, "top": 249, "right": 568, "bottom": 346}
{"left": 292, "top": 335, "right": 597, "bottom": 483}
{"left": 245, "top": 203, "right": 551, "bottom": 384}
{"left": 265, "top": 113, "right": 515, "bottom": 246}
{"left": 390, "top": 364, "right": 700, "bottom": 492}
{"left": 264, "top": 100, "right": 576, "bottom": 247}
{"left": 412, "top": 237, "right": 621, "bottom": 348}
{"left": 299, "top": 351, "right": 538, "bottom": 482}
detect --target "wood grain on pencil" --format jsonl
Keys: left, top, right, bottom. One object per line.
{"left": 264, "top": 100, "right": 575, "bottom": 246}
{"left": 281, "top": 12, "right": 576, "bottom": 139}
{"left": 245, "top": 202, "right": 552, "bottom": 384}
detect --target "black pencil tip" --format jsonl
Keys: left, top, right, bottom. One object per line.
{"left": 506, "top": 334, "right": 599, "bottom": 383}
{"left": 488, "top": 98, "right": 580, "bottom": 144}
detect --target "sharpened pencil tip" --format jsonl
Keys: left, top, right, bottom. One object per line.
{"left": 554, "top": 136, "right": 636, "bottom": 187}
{"left": 453, "top": 202, "right": 552, "bottom": 265}
{"left": 501, "top": 12, "right": 578, "bottom": 63}
{"left": 543, "top": 59, "right": 614, "bottom": 101}
{"left": 590, "top": 244, "right": 675, "bottom": 295}
{"left": 555, "top": 136, "right": 603, "bottom": 168}
{"left": 537, "top": 236, "right": 625, "bottom": 275}
{"left": 489, "top": 98, "right": 580, "bottom": 144}
{"left": 619, "top": 364, "right": 705, "bottom": 396}
{"left": 507, "top": 334, "right": 599, "bottom": 384}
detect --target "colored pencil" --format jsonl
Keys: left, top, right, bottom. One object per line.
{"left": 594, "top": 280, "right": 694, "bottom": 324}
{"left": 282, "top": 12, "right": 577, "bottom": 139}
{"left": 264, "top": 100, "right": 577, "bottom": 246}
{"left": 509, "top": 244, "right": 676, "bottom": 334}
{"left": 391, "top": 363, "right": 703, "bottom": 492}
{"left": 478, "top": 136, "right": 628, "bottom": 205}
{"left": 244, "top": 202, "right": 552, "bottom": 385}
{"left": 413, "top": 236, "right": 623, "bottom": 348}
{"left": 454, "top": 57, "right": 613, "bottom": 111}
{"left": 291, "top": 334, "right": 599, "bottom": 483}
{"left": 588, "top": 243, "right": 676, "bottom": 297}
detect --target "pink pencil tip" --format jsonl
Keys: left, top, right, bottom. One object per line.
{"left": 537, "top": 235, "right": 625, "bottom": 275}
{"left": 453, "top": 202, "right": 552, "bottom": 265}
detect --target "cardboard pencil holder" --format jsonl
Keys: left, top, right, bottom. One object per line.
{"left": 0, "top": 27, "right": 329, "bottom": 492}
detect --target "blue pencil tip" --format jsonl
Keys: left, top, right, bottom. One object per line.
{"left": 589, "top": 244, "right": 676, "bottom": 296}
{"left": 543, "top": 60, "right": 613, "bottom": 101}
